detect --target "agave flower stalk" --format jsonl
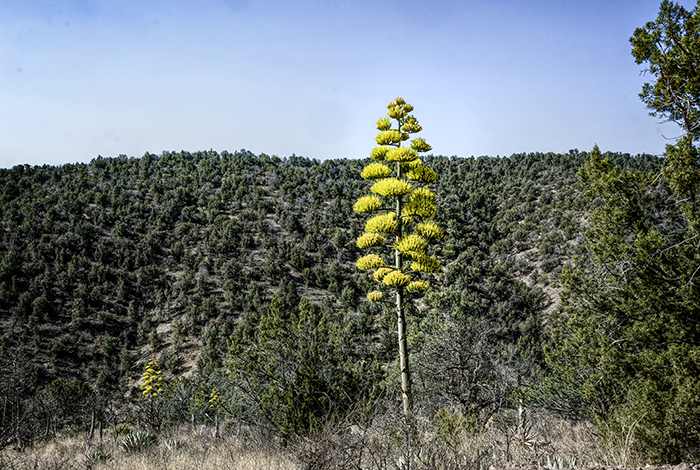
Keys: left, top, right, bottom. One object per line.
{"left": 354, "top": 97, "right": 443, "bottom": 414}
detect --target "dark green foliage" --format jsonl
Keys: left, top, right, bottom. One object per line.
{"left": 538, "top": 5, "right": 700, "bottom": 462}
{"left": 631, "top": 0, "right": 700, "bottom": 138}
{"left": 227, "top": 296, "right": 382, "bottom": 437}
{"left": 33, "top": 379, "right": 94, "bottom": 438}
{"left": 545, "top": 147, "right": 700, "bottom": 463}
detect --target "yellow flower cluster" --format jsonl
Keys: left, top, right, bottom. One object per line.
{"left": 361, "top": 162, "right": 391, "bottom": 179}
{"left": 415, "top": 221, "right": 444, "bottom": 240}
{"left": 404, "top": 187, "right": 437, "bottom": 218}
{"left": 411, "top": 255, "right": 441, "bottom": 273}
{"left": 376, "top": 117, "right": 391, "bottom": 131}
{"left": 357, "top": 253, "right": 384, "bottom": 270}
{"left": 386, "top": 147, "right": 418, "bottom": 163}
{"left": 387, "top": 97, "right": 413, "bottom": 119}
{"left": 406, "top": 280, "right": 428, "bottom": 294}
{"left": 371, "top": 178, "right": 414, "bottom": 198}
{"left": 402, "top": 159, "right": 423, "bottom": 172}
{"left": 411, "top": 187, "right": 436, "bottom": 204}
{"left": 356, "top": 232, "right": 385, "bottom": 249}
{"left": 354, "top": 97, "right": 442, "bottom": 302}
{"left": 404, "top": 204, "right": 435, "bottom": 218}
{"left": 365, "top": 212, "right": 398, "bottom": 234}
{"left": 394, "top": 234, "right": 428, "bottom": 253}
{"left": 375, "top": 130, "right": 404, "bottom": 145}
{"left": 411, "top": 137, "right": 432, "bottom": 153}
{"left": 353, "top": 195, "right": 382, "bottom": 214}
{"left": 373, "top": 267, "right": 393, "bottom": 282}
{"left": 209, "top": 388, "right": 221, "bottom": 408}
{"left": 382, "top": 270, "right": 411, "bottom": 287}
{"left": 407, "top": 166, "right": 437, "bottom": 184}
{"left": 367, "top": 291, "right": 383, "bottom": 302}
{"left": 402, "top": 116, "right": 422, "bottom": 134}
{"left": 141, "top": 355, "right": 164, "bottom": 398}
{"left": 370, "top": 146, "right": 390, "bottom": 160}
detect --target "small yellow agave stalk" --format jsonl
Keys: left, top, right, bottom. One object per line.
{"left": 141, "top": 355, "right": 164, "bottom": 398}
{"left": 354, "top": 97, "right": 443, "bottom": 414}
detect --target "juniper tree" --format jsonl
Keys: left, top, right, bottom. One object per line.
{"left": 543, "top": 3, "right": 700, "bottom": 461}
{"left": 354, "top": 97, "right": 443, "bottom": 414}
{"left": 226, "top": 296, "right": 381, "bottom": 436}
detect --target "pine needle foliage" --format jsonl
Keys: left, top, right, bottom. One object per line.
{"left": 542, "top": 3, "right": 700, "bottom": 462}
{"left": 353, "top": 97, "right": 443, "bottom": 414}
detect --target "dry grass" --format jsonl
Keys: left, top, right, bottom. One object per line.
{"left": 0, "top": 428, "right": 296, "bottom": 470}
{"left": 0, "top": 410, "right": 642, "bottom": 470}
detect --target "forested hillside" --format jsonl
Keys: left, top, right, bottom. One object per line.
{"left": 0, "top": 149, "right": 635, "bottom": 385}
{"left": 0, "top": 149, "right": 664, "bottom": 438}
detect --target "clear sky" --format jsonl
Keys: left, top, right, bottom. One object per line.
{"left": 0, "top": 0, "right": 694, "bottom": 168}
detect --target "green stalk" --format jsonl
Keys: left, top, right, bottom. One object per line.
{"left": 396, "top": 156, "right": 412, "bottom": 414}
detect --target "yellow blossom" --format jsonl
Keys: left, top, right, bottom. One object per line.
{"left": 357, "top": 254, "right": 384, "bottom": 270}
{"left": 356, "top": 233, "right": 385, "bottom": 249}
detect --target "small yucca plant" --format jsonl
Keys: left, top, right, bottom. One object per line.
{"left": 162, "top": 438, "right": 184, "bottom": 451}
{"left": 109, "top": 423, "right": 130, "bottom": 442}
{"left": 118, "top": 431, "right": 158, "bottom": 452}
{"left": 83, "top": 448, "right": 112, "bottom": 469}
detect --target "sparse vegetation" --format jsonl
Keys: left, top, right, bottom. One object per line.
{"left": 0, "top": 407, "right": 606, "bottom": 470}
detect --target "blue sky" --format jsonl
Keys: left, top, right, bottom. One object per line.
{"left": 0, "top": 0, "right": 694, "bottom": 168}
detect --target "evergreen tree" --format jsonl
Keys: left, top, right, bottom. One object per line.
{"left": 353, "top": 97, "right": 443, "bottom": 414}
{"left": 548, "top": 146, "right": 699, "bottom": 462}
{"left": 631, "top": 0, "right": 700, "bottom": 140}
{"left": 544, "top": 3, "right": 700, "bottom": 460}
{"left": 226, "top": 296, "right": 380, "bottom": 437}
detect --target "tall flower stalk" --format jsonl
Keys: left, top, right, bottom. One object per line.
{"left": 354, "top": 97, "right": 442, "bottom": 414}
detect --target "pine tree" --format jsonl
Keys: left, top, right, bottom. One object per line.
{"left": 544, "top": 3, "right": 700, "bottom": 459}
{"left": 354, "top": 97, "right": 443, "bottom": 414}
{"left": 226, "top": 296, "right": 381, "bottom": 436}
